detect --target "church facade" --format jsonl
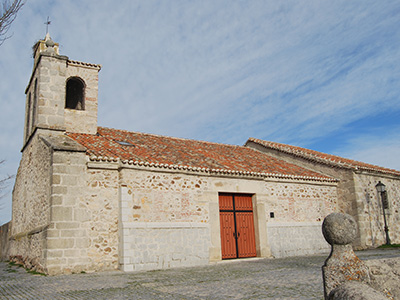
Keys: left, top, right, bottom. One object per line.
{"left": 2, "top": 35, "right": 399, "bottom": 275}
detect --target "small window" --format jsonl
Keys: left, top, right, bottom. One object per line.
{"left": 66, "top": 77, "right": 85, "bottom": 110}
{"left": 25, "top": 92, "right": 31, "bottom": 139}
{"left": 32, "top": 79, "right": 38, "bottom": 126}
{"left": 115, "top": 140, "right": 135, "bottom": 146}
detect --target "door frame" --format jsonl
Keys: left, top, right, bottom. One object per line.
{"left": 208, "top": 190, "right": 270, "bottom": 262}
{"left": 219, "top": 193, "right": 257, "bottom": 259}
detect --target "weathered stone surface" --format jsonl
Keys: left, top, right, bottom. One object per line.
{"left": 40, "top": 135, "right": 86, "bottom": 152}
{"left": 322, "top": 213, "right": 370, "bottom": 299}
{"left": 321, "top": 213, "right": 399, "bottom": 300}
{"left": 267, "top": 222, "right": 330, "bottom": 258}
{"left": 322, "top": 213, "right": 358, "bottom": 246}
{"left": 352, "top": 174, "right": 400, "bottom": 248}
{"left": 366, "top": 257, "right": 400, "bottom": 300}
{"left": 8, "top": 135, "right": 52, "bottom": 270}
{"left": 328, "top": 281, "right": 389, "bottom": 300}
{"left": 0, "top": 222, "right": 10, "bottom": 260}
{"left": 322, "top": 243, "right": 370, "bottom": 298}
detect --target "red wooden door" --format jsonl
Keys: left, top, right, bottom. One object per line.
{"left": 220, "top": 212, "right": 237, "bottom": 259}
{"left": 219, "top": 193, "right": 256, "bottom": 259}
{"left": 236, "top": 212, "right": 257, "bottom": 258}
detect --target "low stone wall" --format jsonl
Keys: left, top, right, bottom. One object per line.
{"left": 0, "top": 222, "right": 10, "bottom": 260}
{"left": 8, "top": 225, "right": 48, "bottom": 273}
{"left": 322, "top": 213, "right": 399, "bottom": 300}
{"left": 365, "top": 257, "right": 400, "bottom": 299}
{"left": 120, "top": 222, "right": 210, "bottom": 272}
{"left": 267, "top": 222, "right": 330, "bottom": 258}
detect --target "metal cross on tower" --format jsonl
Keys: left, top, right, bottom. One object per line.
{"left": 45, "top": 16, "right": 51, "bottom": 35}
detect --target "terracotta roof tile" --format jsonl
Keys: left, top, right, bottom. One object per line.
{"left": 247, "top": 138, "right": 400, "bottom": 176}
{"left": 66, "top": 127, "right": 335, "bottom": 181}
{"left": 67, "top": 60, "right": 101, "bottom": 70}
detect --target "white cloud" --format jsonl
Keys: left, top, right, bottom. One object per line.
{"left": 335, "top": 128, "right": 400, "bottom": 171}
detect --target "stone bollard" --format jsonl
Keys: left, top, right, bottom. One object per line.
{"left": 321, "top": 213, "right": 389, "bottom": 300}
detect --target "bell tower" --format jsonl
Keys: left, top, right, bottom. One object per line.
{"left": 23, "top": 34, "right": 101, "bottom": 146}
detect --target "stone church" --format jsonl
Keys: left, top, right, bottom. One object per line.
{"left": 1, "top": 35, "right": 399, "bottom": 275}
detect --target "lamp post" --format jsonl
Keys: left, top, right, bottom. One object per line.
{"left": 375, "top": 181, "right": 391, "bottom": 245}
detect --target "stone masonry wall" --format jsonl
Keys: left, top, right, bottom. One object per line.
{"left": 0, "top": 222, "right": 11, "bottom": 260}
{"left": 246, "top": 142, "right": 363, "bottom": 247}
{"left": 45, "top": 150, "right": 87, "bottom": 274}
{"left": 247, "top": 143, "right": 355, "bottom": 214}
{"left": 116, "top": 166, "right": 338, "bottom": 270}
{"left": 353, "top": 173, "right": 400, "bottom": 247}
{"left": 64, "top": 62, "right": 99, "bottom": 135}
{"left": 264, "top": 181, "right": 337, "bottom": 257}
{"left": 45, "top": 152, "right": 119, "bottom": 275}
{"left": 120, "top": 171, "right": 209, "bottom": 223}
{"left": 36, "top": 157, "right": 340, "bottom": 274}
{"left": 24, "top": 55, "right": 64, "bottom": 143}
{"left": 120, "top": 222, "right": 210, "bottom": 272}
{"left": 267, "top": 222, "right": 329, "bottom": 257}
{"left": 119, "top": 169, "right": 212, "bottom": 271}
{"left": 85, "top": 165, "right": 119, "bottom": 271}
{"left": 31, "top": 55, "right": 68, "bottom": 134}
{"left": 264, "top": 181, "right": 338, "bottom": 223}
{"left": 9, "top": 135, "right": 52, "bottom": 271}
{"left": 24, "top": 53, "right": 100, "bottom": 147}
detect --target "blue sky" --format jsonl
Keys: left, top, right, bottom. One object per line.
{"left": 1, "top": 0, "right": 400, "bottom": 224}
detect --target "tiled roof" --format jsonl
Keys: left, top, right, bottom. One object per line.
{"left": 66, "top": 127, "right": 335, "bottom": 182}
{"left": 67, "top": 60, "right": 101, "bottom": 70}
{"left": 247, "top": 138, "right": 400, "bottom": 176}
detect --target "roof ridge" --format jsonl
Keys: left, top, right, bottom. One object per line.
{"left": 248, "top": 137, "right": 400, "bottom": 176}
{"left": 98, "top": 126, "right": 245, "bottom": 149}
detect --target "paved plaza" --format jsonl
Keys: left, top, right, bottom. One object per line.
{"left": 0, "top": 248, "right": 399, "bottom": 300}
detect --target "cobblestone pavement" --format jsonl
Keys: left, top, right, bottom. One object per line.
{"left": 0, "top": 249, "right": 399, "bottom": 300}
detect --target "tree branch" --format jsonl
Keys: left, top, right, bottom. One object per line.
{"left": 0, "top": 160, "right": 14, "bottom": 199}
{"left": 0, "top": 0, "right": 25, "bottom": 46}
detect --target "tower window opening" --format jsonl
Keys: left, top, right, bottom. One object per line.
{"left": 32, "top": 79, "right": 38, "bottom": 127}
{"left": 66, "top": 77, "right": 85, "bottom": 110}
{"left": 25, "top": 92, "right": 32, "bottom": 139}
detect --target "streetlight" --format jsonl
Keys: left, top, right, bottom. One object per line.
{"left": 375, "top": 181, "right": 391, "bottom": 245}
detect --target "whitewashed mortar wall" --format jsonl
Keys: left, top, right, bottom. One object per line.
{"left": 119, "top": 168, "right": 214, "bottom": 272}
{"left": 265, "top": 181, "right": 337, "bottom": 257}
{"left": 115, "top": 165, "right": 337, "bottom": 271}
